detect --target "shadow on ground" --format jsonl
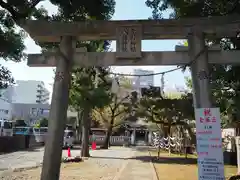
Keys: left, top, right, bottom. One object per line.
{"left": 26, "top": 147, "right": 44, "bottom": 152}
{"left": 89, "top": 146, "right": 197, "bottom": 165}
{"left": 89, "top": 155, "right": 152, "bottom": 161}
{"left": 151, "top": 156, "right": 197, "bottom": 165}
{"left": 89, "top": 155, "right": 196, "bottom": 165}
{"left": 0, "top": 145, "right": 44, "bottom": 155}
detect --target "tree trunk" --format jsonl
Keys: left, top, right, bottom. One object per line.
{"left": 157, "top": 129, "right": 161, "bottom": 159}
{"left": 235, "top": 125, "right": 240, "bottom": 174}
{"left": 163, "top": 125, "right": 169, "bottom": 138}
{"left": 102, "top": 117, "right": 114, "bottom": 149}
{"left": 81, "top": 108, "right": 90, "bottom": 157}
{"left": 167, "top": 125, "right": 171, "bottom": 155}
{"left": 76, "top": 111, "right": 82, "bottom": 143}
{"left": 102, "top": 128, "right": 111, "bottom": 149}
{"left": 167, "top": 125, "right": 171, "bottom": 136}
{"left": 184, "top": 125, "right": 196, "bottom": 145}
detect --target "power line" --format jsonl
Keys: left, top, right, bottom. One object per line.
{"left": 109, "top": 47, "right": 207, "bottom": 77}
{"left": 109, "top": 66, "right": 182, "bottom": 77}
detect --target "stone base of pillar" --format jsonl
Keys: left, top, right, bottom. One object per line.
{"left": 148, "top": 131, "right": 152, "bottom": 145}
{"left": 235, "top": 136, "right": 240, "bottom": 174}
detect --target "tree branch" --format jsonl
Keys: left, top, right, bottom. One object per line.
{"left": 109, "top": 103, "right": 114, "bottom": 113}
{"left": 93, "top": 109, "right": 109, "bottom": 125}
{"left": 113, "top": 95, "right": 129, "bottom": 112}
{"left": 112, "top": 121, "right": 124, "bottom": 128}
{"left": 0, "top": 0, "right": 42, "bottom": 22}
{"left": 108, "top": 95, "right": 129, "bottom": 117}
{"left": 156, "top": 123, "right": 162, "bottom": 130}
{"left": 20, "top": 0, "right": 43, "bottom": 19}
{"left": 29, "top": 0, "right": 42, "bottom": 9}
{"left": 0, "top": 0, "right": 18, "bottom": 19}
{"left": 114, "top": 109, "right": 126, "bottom": 118}
{"left": 151, "top": 119, "right": 167, "bottom": 126}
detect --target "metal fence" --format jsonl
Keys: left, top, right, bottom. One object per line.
{"left": 89, "top": 135, "right": 131, "bottom": 145}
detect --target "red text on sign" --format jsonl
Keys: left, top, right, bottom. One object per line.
{"left": 199, "top": 116, "right": 217, "bottom": 123}
{"left": 198, "top": 152, "right": 208, "bottom": 156}
{"left": 204, "top": 109, "right": 212, "bottom": 116}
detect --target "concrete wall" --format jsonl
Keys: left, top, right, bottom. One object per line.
{"left": 89, "top": 135, "right": 130, "bottom": 146}
{"left": 0, "top": 135, "right": 42, "bottom": 153}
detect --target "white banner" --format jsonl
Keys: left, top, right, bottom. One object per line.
{"left": 195, "top": 108, "right": 225, "bottom": 180}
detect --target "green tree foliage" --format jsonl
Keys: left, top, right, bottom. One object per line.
{"left": 69, "top": 66, "right": 112, "bottom": 156}
{"left": 92, "top": 95, "right": 129, "bottom": 130}
{"left": 0, "top": 0, "right": 115, "bottom": 88}
{"left": 145, "top": 0, "right": 240, "bottom": 130}
{"left": 145, "top": 0, "right": 240, "bottom": 19}
{"left": 91, "top": 77, "right": 137, "bottom": 149}
{"left": 164, "top": 91, "right": 182, "bottom": 99}
{"left": 35, "top": 118, "right": 48, "bottom": 128}
{"left": 118, "top": 76, "right": 133, "bottom": 89}
{"left": 92, "top": 94, "right": 130, "bottom": 149}
{"left": 184, "top": 76, "right": 192, "bottom": 90}
{"left": 135, "top": 85, "right": 194, "bottom": 140}
{"left": 69, "top": 67, "right": 112, "bottom": 111}
{"left": 138, "top": 97, "right": 194, "bottom": 135}
{"left": 47, "top": 0, "right": 115, "bottom": 21}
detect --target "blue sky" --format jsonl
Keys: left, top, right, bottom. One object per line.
{"left": 1, "top": 0, "right": 190, "bottom": 96}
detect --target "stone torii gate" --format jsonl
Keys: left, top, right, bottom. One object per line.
{"left": 22, "top": 15, "right": 240, "bottom": 180}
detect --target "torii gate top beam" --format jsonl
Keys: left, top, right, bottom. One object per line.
{"left": 22, "top": 15, "right": 240, "bottom": 42}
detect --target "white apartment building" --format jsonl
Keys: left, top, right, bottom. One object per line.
{"left": 0, "top": 98, "right": 12, "bottom": 122}
{"left": 132, "top": 69, "right": 154, "bottom": 88}
{"left": 0, "top": 80, "right": 50, "bottom": 104}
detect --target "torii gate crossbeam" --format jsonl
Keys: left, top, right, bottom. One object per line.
{"left": 22, "top": 15, "right": 240, "bottom": 42}
{"left": 27, "top": 50, "right": 240, "bottom": 67}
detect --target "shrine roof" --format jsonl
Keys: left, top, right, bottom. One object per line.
{"left": 21, "top": 15, "right": 240, "bottom": 42}
{"left": 125, "top": 119, "right": 149, "bottom": 128}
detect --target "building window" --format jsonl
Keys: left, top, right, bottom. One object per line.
{"left": 37, "top": 89, "right": 42, "bottom": 93}
{"left": 37, "top": 84, "right": 42, "bottom": 88}
{"left": 43, "top": 109, "right": 50, "bottom": 114}
{"left": 0, "top": 109, "right": 9, "bottom": 114}
{"left": 39, "top": 108, "right": 44, "bottom": 114}
{"left": 36, "top": 95, "right": 41, "bottom": 98}
{"left": 31, "top": 108, "right": 38, "bottom": 116}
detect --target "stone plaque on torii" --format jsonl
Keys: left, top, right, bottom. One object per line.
{"left": 21, "top": 15, "right": 240, "bottom": 180}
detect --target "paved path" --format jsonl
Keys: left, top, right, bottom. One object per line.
{"left": 115, "top": 149, "right": 158, "bottom": 180}
{"left": 0, "top": 146, "right": 88, "bottom": 171}
{"left": 0, "top": 146, "right": 93, "bottom": 171}
{"left": 0, "top": 146, "right": 158, "bottom": 180}
{"left": 0, "top": 147, "right": 135, "bottom": 180}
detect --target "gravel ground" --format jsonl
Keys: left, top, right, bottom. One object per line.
{"left": 0, "top": 147, "right": 45, "bottom": 171}
{"left": 0, "top": 147, "right": 134, "bottom": 180}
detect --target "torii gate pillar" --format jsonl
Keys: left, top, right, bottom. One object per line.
{"left": 188, "top": 33, "right": 212, "bottom": 108}
{"left": 41, "top": 36, "right": 76, "bottom": 180}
